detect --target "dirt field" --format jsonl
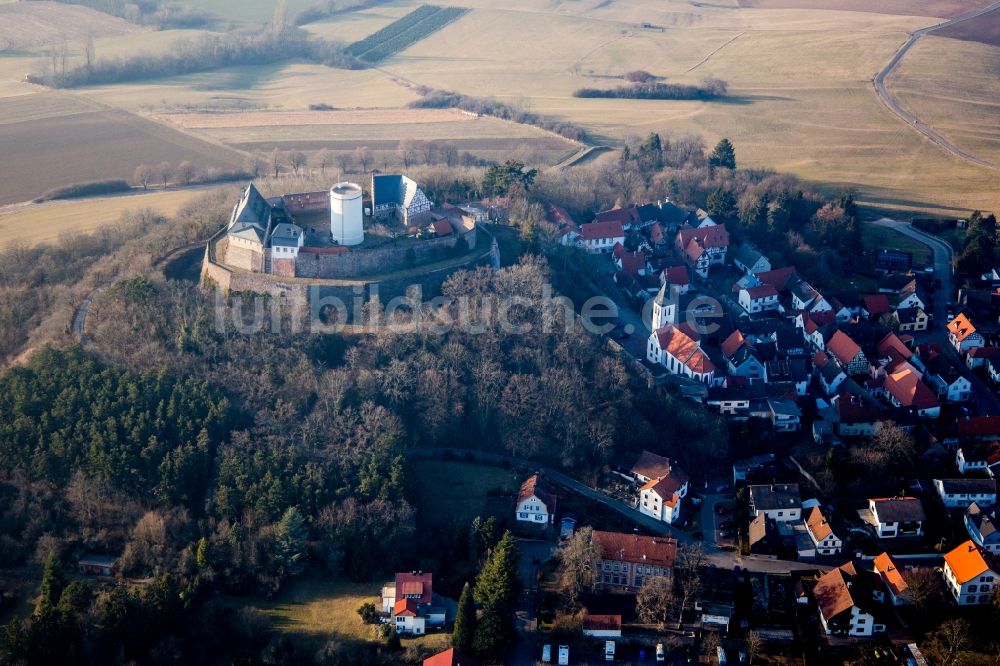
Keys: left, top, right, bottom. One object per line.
{"left": 0, "top": 93, "right": 244, "bottom": 206}
{"left": 0, "top": 186, "right": 227, "bottom": 248}
{"left": 936, "top": 7, "right": 1000, "bottom": 45}
{"left": 737, "top": 0, "right": 997, "bottom": 19}
{"left": 0, "top": 1, "right": 142, "bottom": 50}
{"left": 160, "top": 108, "right": 488, "bottom": 128}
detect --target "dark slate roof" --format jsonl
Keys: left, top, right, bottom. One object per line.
{"left": 749, "top": 483, "right": 801, "bottom": 512}
{"left": 871, "top": 497, "right": 925, "bottom": 523}
{"left": 270, "top": 223, "right": 303, "bottom": 247}
{"left": 937, "top": 478, "right": 997, "bottom": 496}
{"left": 229, "top": 184, "right": 273, "bottom": 243}
{"left": 373, "top": 174, "right": 403, "bottom": 205}
{"left": 967, "top": 503, "right": 999, "bottom": 541}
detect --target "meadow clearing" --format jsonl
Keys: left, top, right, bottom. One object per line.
{"left": 0, "top": 186, "right": 226, "bottom": 248}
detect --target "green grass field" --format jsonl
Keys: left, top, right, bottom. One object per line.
{"left": 861, "top": 224, "right": 933, "bottom": 266}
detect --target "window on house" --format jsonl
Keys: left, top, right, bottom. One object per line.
{"left": 969, "top": 584, "right": 978, "bottom": 593}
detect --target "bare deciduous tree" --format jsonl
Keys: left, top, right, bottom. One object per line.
{"left": 133, "top": 164, "right": 153, "bottom": 190}
{"left": 636, "top": 575, "right": 674, "bottom": 627}
{"left": 745, "top": 631, "right": 762, "bottom": 664}
{"left": 288, "top": 151, "right": 308, "bottom": 175}
{"left": 354, "top": 147, "right": 372, "bottom": 174}
{"left": 315, "top": 148, "right": 331, "bottom": 176}
{"left": 557, "top": 526, "right": 600, "bottom": 611}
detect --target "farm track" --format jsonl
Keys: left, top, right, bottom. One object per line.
{"left": 686, "top": 31, "right": 745, "bottom": 72}
{"left": 874, "top": 0, "right": 1000, "bottom": 170}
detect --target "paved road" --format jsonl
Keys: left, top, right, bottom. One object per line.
{"left": 873, "top": 1, "right": 1000, "bottom": 170}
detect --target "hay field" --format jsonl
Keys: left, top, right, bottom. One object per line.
{"left": 0, "top": 1, "right": 142, "bottom": 50}
{"left": 377, "top": 2, "right": 999, "bottom": 215}
{"left": 0, "top": 93, "right": 244, "bottom": 205}
{"left": 177, "top": 0, "right": 316, "bottom": 24}
{"left": 889, "top": 35, "right": 1000, "bottom": 168}
{"left": 0, "top": 186, "right": 224, "bottom": 248}
{"left": 303, "top": 4, "right": 416, "bottom": 42}
{"left": 737, "top": 0, "right": 996, "bottom": 19}
{"left": 156, "top": 107, "right": 579, "bottom": 164}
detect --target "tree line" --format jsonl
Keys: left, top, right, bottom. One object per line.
{"left": 574, "top": 77, "right": 728, "bottom": 101}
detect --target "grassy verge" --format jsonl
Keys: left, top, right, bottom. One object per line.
{"left": 861, "top": 225, "right": 933, "bottom": 266}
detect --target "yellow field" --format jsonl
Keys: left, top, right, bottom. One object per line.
{"left": 0, "top": 187, "right": 223, "bottom": 248}
{"left": 303, "top": 4, "right": 415, "bottom": 43}
{"left": 889, "top": 35, "right": 1000, "bottom": 167}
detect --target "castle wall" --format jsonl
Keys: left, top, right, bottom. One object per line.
{"left": 295, "top": 222, "right": 477, "bottom": 279}
{"left": 223, "top": 239, "right": 264, "bottom": 272}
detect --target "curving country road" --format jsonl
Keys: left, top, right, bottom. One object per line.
{"left": 873, "top": 1, "right": 1000, "bottom": 170}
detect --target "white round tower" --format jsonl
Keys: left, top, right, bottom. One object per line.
{"left": 329, "top": 182, "right": 364, "bottom": 246}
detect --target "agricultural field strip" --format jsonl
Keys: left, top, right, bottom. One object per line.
{"left": 346, "top": 5, "right": 469, "bottom": 63}
{"left": 158, "top": 108, "right": 481, "bottom": 128}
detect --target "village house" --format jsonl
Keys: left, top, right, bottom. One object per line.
{"left": 765, "top": 359, "right": 809, "bottom": 396}
{"left": 804, "top": 506, "right": 843, "bottom": 556}
{"left": 966, "top": 503, "right": 1000, "bottom": 555}
{"left": 956, "top": 442, "right": 1000, "bottom": 476}
{"left": 861, "top": 295, "right": 891, "bottom": 321}
{"left": 861, "top": 497, "right": 925, "bottom": 539}
{"left": 382, "top": 572, "right": 446, "bottom": 635}
{"left": 934, "top": 478, "right": 997, "bottom": 509}
{"left": 732, "top": 244, "right": 771, "bottom": 275}
{"left": 813, "top": 562, "right": 886, "bottom": 637}
{"left": 661, "top": 265, "right": 690, "bottom": 294}
{"left": 894, "top": 307, "right": 929, "bottom": 333}
{"left": 78, "top": 554, "right": 118, "bottom": 577}
{"left": 721, "top": 331, "right": 766, "bottom": 382}
{"left": 579, "top": 220, "right": 625, "bottom": 254}
{"left": 948, "top": 314, "right": 986, "bottom": 354}
{"left": 612, "top": 242, "right": 649, "bottom": 276}
{"left": 547, "top": 203, "right": 580, "bottom": 246}
{"left": 633, "top": 450, "right": 690, "bottom": 525}
{"left": 872, "top": 552, "right": 912, "bottom": 606}
{"left": 594, "top": 205, "right": 641, "bottom": 230}
{"left": 799, "top": 311, "right": 837, "bottom": 351}
{"left": 739, "top": 284, "right": 780, "bottom": 315}
{"left": 768, "top": 398, "right": 802, "bottom": 432}
{"left": 592, "top": 530, "right": 677, "bottom": 591}
{"left": 925, "top": 356, "right": 972, "bottom": 402}
{"left": 676, "top": 224, "right": 729, "bottom": 278}
{"left": 884, "top": 368, "right": 940, "bottom": 418}
{"left": 749, "top": 484, "right": 802, "bottom": 522}
{"left": 826, "top": 330, "right": 868, "bottom": 376}
{"left": 833, "top": 392, "right": 882, "bottom": 438}
{"left": 942, "top": 540, "right": 999, "bottom": 605}
{"left": 897, "top": 280, "right": 926, "bottom": 311}
{"left": 515, "top": 474, "right": 555, "bottom": 525}
{"left": 967, "top": 346, "right": 1000, "bottom": 370}
{"left": 814, "top": 352, "right": 848, "bottom": 396}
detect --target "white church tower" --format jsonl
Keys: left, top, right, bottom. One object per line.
{"left": 329, "top": 182, "right": 364, "bottom": 246}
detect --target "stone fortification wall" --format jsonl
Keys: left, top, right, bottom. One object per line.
{"left": 296, "top": 223, "right": 477, "bottom": 279}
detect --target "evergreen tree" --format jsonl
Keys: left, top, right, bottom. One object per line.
{"left": 706, "top": 188, "right": 736, "bottom": 219}
{"left": 708, "top": 138, "right": 736, "bottom": 169}
{"left": 473, "top": 531, "right": 519, "bottom": 659}
{"left": 35, "top": 554, "right": 66, "bottom": 618}
{"left": 452, "top": 581, "right": 477, "bottom": 652}
{"left": 273, "top": 507, "right": 308, "bottom": 577}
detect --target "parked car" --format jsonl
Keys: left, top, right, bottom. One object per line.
{"left": 558, "top": 645, "right": 569, "bottom": 666}
{"left": 719, "top": 520, "right": 735, "bottom": 530}
{"left": 542, "top": 644, "right": 552, "bottom": 663}
{"left": 656, "top": 643, "right": 666, "bottom": 662}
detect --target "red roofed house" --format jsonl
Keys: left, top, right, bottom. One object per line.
{"left": 804, "top": 506, "right": 843, "bottom": 556}
{"left": 579, "top": 220, "right": 626, "bottom": 254}
{"left": 423, "top": 648, "right": 480, "bottom": 666}
{"left": 613, "top": 242, "right": 649, "bottom": 276}
{"left": 393, "top": 598, "right": 426, "bottom": 635}
{"left": 967, "top": 346, "right": 1000, "bottom": 370}
{"left": 738, "top": 284, "right": 779, "bottom": 314}
{"left": 826, "top": 330, "right": 868, "bottom": 376}
{"left": 872, "top": 552, "right": 912, "bottom": 606}
{"left": 813, "top": 562, "right": 886, "bottom": 636}
{"left": 661, "top": 265, "right": 690, "bottom": 294}
{"left": 884, "top": 368, "right": 940, "bottom": 418}
{"left": 861, "top": 295, "right": 890, "bottom": 320}
{"left": 755, "top": 266, "right": 798, "bottom": 292}
{"left": 515, "top": 474, "right": 555, "bottom": 525}
{"left": 382, "top": 571, "right": 434, "bottom": 612}
{"left": 383, "top": 571, "right": 446, "bottom": 634}
{"left": 942, "top": 540, "right": 999, "bottom": 605}
{"left": 948, "top": 314, "right": 985, "bottom": 354}
{"left": 547, "top": 203, "right": 580, "bottom": 246}
{"left": 594, "top": 205, "right": 641, "bottom": 229}
{"left": 647, "top": 323, "right": 716, "bottom": 384}
{"left": 592, "top": 530, "right": 677, "bottom": 590}
{"left": 634, "top": 451, "right": 690, "bottom": 525}
{"left": 676, "top": 224, "right": 729, "bottom": 278}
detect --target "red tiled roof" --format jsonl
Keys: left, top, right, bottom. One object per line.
{"left": 968, "top": 347, "right": 1000, "bottom": 358}
{"left": 877, "top": 332, "right": 913, "bottom": 361}
{"left": 592, "top": 530, "right": 677, "bottom": 568}
{"left": 814, "top": 563, "right": 860, "bottom": 621}
{"left": 754, "top": 266, "right": 797, "bottom": 291}
{"left": 944, "top": 541, "right": 996, "bottom": 584}
{"left": 423, "top": 648, "right": 480, "bottom": 666}
{"left": 863, "top": 294, "right": 890, "bottom": 316}
{"left": 395, "top": 572, "right": 433, "bottom": 604}
{"left": 517, "top": 474, "right": 551, "bottom": 507}
{"left": 662, "top": 265, "right": 689, "bottom": 286}
{"left": 948, "top": 314, "right": 979, "bottom": 342}
{"left": 677, "top": 224, "right": 729, "bottom": 250}
{"left": 958, "top": 416, "right": 1000, "bottom": 437}
{"left": 835, "top": 392, "right": 880, "bottom": 424}
{"left": 595, "top": 206, "right": 640, "bottom": 226}
{"left": 613, "top": 242, "right": 647, "bottom": 275}
{"left": 873, "top": 552, "right": 907, "bottom": 597}
{"left": 802, "top": 310, "right": 837, "bottom": 334}
{"left": 394, "top": 599, "right": 419, "bottom": 617}
{"left": 745, "top": 285, "right": 778, "bottom": 300}
{"left": 805, "top": 506, "right": 833, "bottom": 542}
{"left": 580, "top": 220, "right": 625, "bottom": 241}
{"left": 721, "top": 330, "right": 746, "bottom": 358}
{"left": 655, "top": 324, "right": 714, "bottom": 374}
{"left": 827, "top": 330, "right": 862, "bottom": 365}
{"left": 885, "top": 369, "right": 938, "bottom": 410}
{"left": 432, "top": 218, "right": 454, "bottom": 236}
{"left": 631, "top": 450, "right": 673, "bottom": 480}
